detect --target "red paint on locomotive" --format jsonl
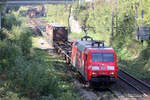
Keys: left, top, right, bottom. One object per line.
{"left": 71, "top": 37, "right": 117, "bottom": 83}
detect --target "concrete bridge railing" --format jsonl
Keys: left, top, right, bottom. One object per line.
{"left": 0, "top": 0, "right": 80, "bottom": 6}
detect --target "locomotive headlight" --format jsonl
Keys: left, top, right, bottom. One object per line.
{"left": 92, "top": 66, "right": 100, "bottom": 70}
{"left": 107, "top": 66, "right": 115, "bottom": 70}
{"left": 110, "top": 72, "right": 114, "bottom": 75}
{"left": 92, "top": 72, "right": 97, "bottom": 75}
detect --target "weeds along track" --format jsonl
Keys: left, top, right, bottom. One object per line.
{"left": 118, "top": 69, "right": 150, "bottom": 97}
{"left": 107, "top": 88, "right": 123, "bottom": 100}
{"left": 28, "top": 18, "right": 150, "bottom": 100}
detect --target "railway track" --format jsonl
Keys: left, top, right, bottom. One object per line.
{"left": 118, "top": 69, "right": 150, "bottom": 97}
{"left": 54, "top": 35, "right": 150, "bottom": 99}
{"left": 53, "top": 41, "right": 72, "bottom": 63}
{"left": 107, "top": 88, "right": 123, "bottom": 100}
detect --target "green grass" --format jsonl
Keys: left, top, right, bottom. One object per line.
{"left": 32, "top": 36, "right": 42, "bottom": 48}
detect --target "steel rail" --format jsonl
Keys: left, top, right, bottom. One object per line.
{"left": 107, "top": 88, "right": 122, "bottom": 100}
{"left": 118, "top": 75, "right": 147, "bottom": 97}
{"left": 119, "top": 68, "right": 150, "bottom": 89}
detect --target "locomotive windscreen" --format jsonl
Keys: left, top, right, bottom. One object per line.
{"left": 92, "top": 53, "right": 114, "bottom": 62}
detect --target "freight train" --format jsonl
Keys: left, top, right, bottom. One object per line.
{"left": 40, "top": 22, "right": 118, "bottom": 87}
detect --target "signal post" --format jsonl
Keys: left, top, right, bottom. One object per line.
{"left": 0, "top": 11, "right": 1, "bottom": 30}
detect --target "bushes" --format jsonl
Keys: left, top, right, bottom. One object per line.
{"left": 61, "top": 90, "right": 80, "bottom": 100}
{"left": 0, "top": 22, "right": 32, "bottom": 70}
{"left": 0, "top": 14, "right": 60, "bottom": 98}
{"left": 1, "top": 14, "right": 21, "bottom": 30}
{"left": 18, "top": 27, "right": 32, "bottom": 56}
{"left": 7, "top": 55, "right": 59, "bottom": 98}
{"left": 0, "top": 28, "right": 10, "bottom": 40}
{"left": 0, "top": 13, "right": 80, "bottom": 100}
{"left": 0, "top": 41, "right": 22, "bottom": 70}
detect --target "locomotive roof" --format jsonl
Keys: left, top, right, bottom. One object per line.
{"left": 75, "top": 40, "right": 113, "bottom": 51}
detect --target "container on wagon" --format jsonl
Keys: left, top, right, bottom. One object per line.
{"left": 45, "top": 23, "right": 68, "bottom": 46}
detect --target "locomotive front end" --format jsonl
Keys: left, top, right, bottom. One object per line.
{"left": 71, "top": 37, "right": 117, "bottom": 87}
{"left": 87, "top": 50, "right": 117, "bottom": 85}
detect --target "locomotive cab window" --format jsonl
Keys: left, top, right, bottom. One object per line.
{"left": 91, "top": 53, "right": 114, "bottom": 62}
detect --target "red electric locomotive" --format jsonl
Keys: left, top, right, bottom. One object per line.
{"left": 71, "top": 36, "right": 117, "bottom": 86}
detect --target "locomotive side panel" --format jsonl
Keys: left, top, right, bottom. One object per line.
{"left": 84, "top": 53, "right": 89, "bottom": 81}
{"left": 75, "top": 49, "right": 88, "bottom": 80}
{"left": 71, "top": 42, "right": 88, "bottom": 81}
{"left": 114, "top": 52, "right": 118, "bottom": 79}
{"left": 71, "top": 42, "right": 77, "bottom": 67}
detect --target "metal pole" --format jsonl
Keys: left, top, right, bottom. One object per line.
{"left": 79, "top": 0, "right": 81, "bottom": 5}
{"left": 110, "top": 0, "right": 115, "bottom": 45}
{"left": 0, "top": 11, "right": 1, "bottom": 30}
{"left": 3, "top": 3, "right": 8, "bottom": 14}
{"left": 85, "top": 27, "right": 87, "bottom": 37}
{"left": 92, "top": 0, "right": 94, "bottom": 10}
{"left": 141, "top": 8, "right": 144, "bottom": 25}
{"left": 115, "top": 0, "right": 118, "bottom": 36}
{"left": 68, "top": 5, "right": 72, "bottom": 34}
{"left": 141, "top": 0, "right": 144, "bottom": 25}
